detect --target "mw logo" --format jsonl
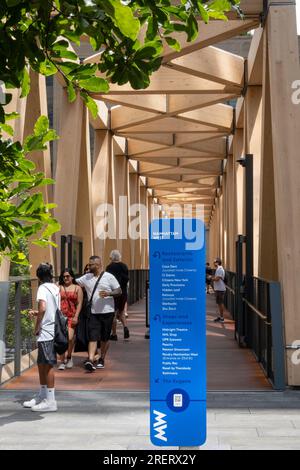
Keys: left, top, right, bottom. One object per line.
{"left": 153, "top": 410, "right": 168, "bottom": 442}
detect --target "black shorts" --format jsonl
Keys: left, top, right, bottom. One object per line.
{"left": 37, "top": 341, "right": 57, "bottom": 366}
{"left": 215, "top": 291, "right": 226, "bottom": 305}
{"left": 88, "top": 312, "right": 115, "bottom": 342}
{"left": 114, "top": 293, "right": 127, "bottom": 312}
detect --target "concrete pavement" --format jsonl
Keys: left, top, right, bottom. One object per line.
{"left": 1, "top": 390, "right": 300, "bottom": 450}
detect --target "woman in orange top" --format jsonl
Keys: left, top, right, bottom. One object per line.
{"left": 58, "top": 269, "right": 83, "bottom": 370}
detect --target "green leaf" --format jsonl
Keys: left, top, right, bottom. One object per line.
{"left": 67, "top": 82, "right": 76, "bottom": 102}
{"left": 0, "top": 123, "right": 14, "bottom": 136}
{"left": 39, "top": 60, "right": 57, "bottom": 77}
{"left": 187, "top": 14, "right": 198, "bottom": 42}
{"left": 6, "top": 0, "right": 22, "bottom": 6}
{"left": 80, "top": 92, "right": 98, "bottom": 119}
{"left": 41, "top": 220, "right": 61, "bottom": 239}
{"left": 20, "top": 159, "right": 36, "bottom": 171}
{"left": 135, "top": 41, "right": 163, "bottom": 60}
{"left": 209, "top": 0, "right": 232, "bottom": 12}
{"left": 208, "top": 11, "right": 228, "bottom": 20}
{"left": 107, "top": 0, "right": 140, "bottom": 41}
{"left": 165, "top": 37, "right": 181, "bottom": 52}
{"left": 5, "top": 112, "right": 20, "bottom": 121}
{"left": 197, "top": 2, "right": 209, "bottom": 23}
{"left": 20, "top": 68, "right": 30, "bottom": 98}
{"left": 128, "top": 66, "right": 150, "bottom": 90}
{"left": 78, "top": 77, "right": 109, "bottom": 93}
{"left": 34, "top": 116, "right": 49, "bottom": 136}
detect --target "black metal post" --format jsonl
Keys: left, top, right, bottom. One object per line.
{"left": 245, "top": 154, "right": 254, "bottom": 346}
{"left": 14, "top": 281, "right": 22, "bottom": 377}
{"left": 60, "top": 235, "right": 67, "bottom": 272}
{"left": 236, "top": 235, "right": 245, "bottom": 346}
{"left": 269, "top": 282, "right": 286, "bottom": 390}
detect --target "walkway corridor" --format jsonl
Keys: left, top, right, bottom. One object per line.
{"left": 2, "top": 296, "right": 270, "bottom": 392}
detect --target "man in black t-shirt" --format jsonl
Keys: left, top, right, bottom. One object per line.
{"left": 106, "top": 250, "right": 130, "bottom": 340}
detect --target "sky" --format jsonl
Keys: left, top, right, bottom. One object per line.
{"left": 297, "top": 0, "right": 300, "bottom": 34}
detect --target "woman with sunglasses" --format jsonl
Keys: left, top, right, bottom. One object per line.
{"left": 58, "top": 268, "right": 83, "bottom": 370}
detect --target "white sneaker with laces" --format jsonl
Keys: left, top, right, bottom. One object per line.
{"left": 23, "top": 395, "right": 42, "bottom": 408}
{"left": 65, "top": 358, "right": 73, "bottom": 369}
{"left": 31, "top": 399, "right": 57, "bottom": 412}
{"left": 58, "top": 362, "right": 66, "bottom": 370}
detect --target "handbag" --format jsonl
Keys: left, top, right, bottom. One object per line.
{"left": 74, "top": 273, "right": 104, "bottom": 353}
{"left": 44, "top": 286, "right": 69, "bottom": 355}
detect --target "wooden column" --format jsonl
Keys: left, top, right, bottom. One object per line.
{"left": 128, "top": 172, "right": 142, "bottom": 269}
{"left": 92, "top": 130, "right": 115, "bottom": 265}
{"left": 75, "top": 108, "right": 94, "bottom": 266}
{"left": 139, "top": 181, "right": 148, "bottom": 269}
{"left": 234, "top": 128, "right": 245, "bottom": 236}
{"left": 54, "top": 88, "right": 83, "bottom": 273}
{"left": 227, "top": 154, "right": 237, "bottom": 271}
{"left": 24, "top": 71, "right": 55, "bottom": 275}
{"left": 246, "top": 85, "right": 262, "bottom": 277}
{"left": 112, "top": 137, "right": 131, "bottom": 267}
{"left": 267, "top": 0, "right": 300, "bottom": 385}
{"left": 258, "top": 30, "right": 278, "bottom": 281}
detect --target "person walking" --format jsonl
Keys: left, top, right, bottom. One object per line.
{"left": 76, "top": 255, "right": 121, "bottom": 372}
{"left": 106, "top": 250, "right": 130, "bottom": 341}
{"left": 211, "top": 258, "right": 226, "bottom": 323}
{"left": 57, "top": 268, "right": 83, "bottom": 370}
{"left": 23, "top": 263, "right": 59, "bottom": 412}
{"left": 205, "top": 262, "right": 213, "bottom": 294}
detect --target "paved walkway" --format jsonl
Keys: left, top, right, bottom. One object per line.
{"left": 1, "top": 390, "right": 300, "bottom": 450}
{"left": 2, "top": 295, "right": 270, "bottom": 391}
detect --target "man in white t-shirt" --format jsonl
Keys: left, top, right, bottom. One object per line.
{"left": 211, "top": 258, "right": 226, "bottom": 323}
{"left": 76, "top": 255, "right": 121, "bottom": 372}
{"left": 23, "top": 263, "right": 60, "bottom": 413}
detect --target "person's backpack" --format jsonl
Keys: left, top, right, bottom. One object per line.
{"left": 54, "top": 306, "right": 69, "bottom": 355}
{"left": 45, "top": 286, "right": 69, "bottom": 355}
{"left": 223, "top": 270, "right": 228, "bottom": 285}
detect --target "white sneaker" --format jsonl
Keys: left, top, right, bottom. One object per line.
{"left": 65, "top": 358, "right": 73, "bottom": 369}
{"left": 31, "top": 399, "right": 57, "bottom": 413}
{"left": 23, "top": 395, "right": 42, "bottom": 408}
{"left": 58, "top": 362, "right": 66, "bottom": 370}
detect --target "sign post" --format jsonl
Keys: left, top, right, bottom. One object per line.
{"left": 150, "top": 218, "right": 206, "bottom": 447}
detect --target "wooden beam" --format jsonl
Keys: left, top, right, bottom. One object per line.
{"left": 240, "top": 0, "right": 263, "bottom": 16}
{"left": 179, "top": 103, "right": 233, "bottom": 132}
{"left": 162, "top": 19, "right": 259, "bottom": 63}
{"left": 175, "top": 132, "right": 228, "bottom": 147}
{"left": 92, "top": 67, "right": 240, "bottom": 95}
{"left": 118, "top": 117, "right": 224, "bottom": 134}
{"left": 235, "top": 97, "right": 245, "bottom": 129}
{"left": 167, "top": 93, "right": 238, "bottom": 114}
{"left": 128, "top": 146, "right": 217, "bottom": 159}
{"left": 127, "top": 139, "right": 168, "bottom": 155}
{"left": 181, "top": 137, "right": 227, "bottom": 156}
{"left": 111, "top": 106, "right": 161, "bottom": 131}
{"left": 248, "top": 27, "right": 264, "bottom": 86}
{"left": 122, "top": 133, "right": 174, "bottom": 146}
{"left": 167, "top": 46, "right": 244, "bottom": 88}
{"left": 99, "top": 94, "right": 167, "bottom": 113}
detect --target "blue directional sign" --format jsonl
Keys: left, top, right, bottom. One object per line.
{"left": 150, "top": 218, "right": 206, "bottom": 447}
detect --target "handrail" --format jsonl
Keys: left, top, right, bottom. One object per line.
{"left": 242, "top": 298, "right": 269, "bottom": 323}
{"left": 225, "top": 285, "right": 235, "bottom": 295}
